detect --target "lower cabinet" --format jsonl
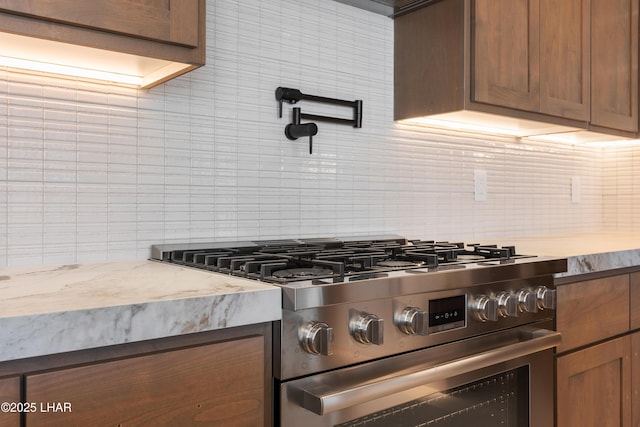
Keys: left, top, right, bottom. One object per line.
{"left": 25, "top": 336, "right": 265, "bottom": 426}
{"left": 0, "top": 323, "right": 272, "bottom": 427}
{"left": 556, "top": 271, "right": 640, "bottom": 427}
{"left": 633, "top": 332, "right": 640, "bottom": 427}
{"left": 0, "top": 376, "right": 20, "bottom": 427}
{"left": 556, "top": 335, "right": 632, "bottom": 427}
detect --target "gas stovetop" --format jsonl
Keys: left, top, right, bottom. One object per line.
{"left": 152, "top": 235, "right": 548, "bottom": 287}
{"left": 151, "top": 235, "right": 533, "bottom": 286}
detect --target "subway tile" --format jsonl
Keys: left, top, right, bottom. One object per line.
{"left": 0, "top": 0, "right": 636, "bottom": 266}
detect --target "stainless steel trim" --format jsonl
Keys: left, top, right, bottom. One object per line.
{"left": 296, "top": 328, "right": 561, "bottom": 415}
{"left": 283, "top": 257, "right": 567, "bottom": 310}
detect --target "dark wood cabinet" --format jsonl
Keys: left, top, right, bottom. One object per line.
{"left": 555, "top": 272, "right": 640, "bottom": 427}
{"left": 0, "top": 0, "right": 199, "bottom": 47}
{"left": 0, "top": 376, "right": 20, "bottom": 427}
{"left": 395, "top": 0, "right": 589, "bottom": 123}
{"left": 0, "top": 0, "right": 205, "bottom": 87}
{"left": 539, "top": 0, "right": 590, "bottom": 121}
{"left": 590, "top": 0, "right": 639, "bottom": 133}
{"left": 555, "top": 274, "right": 629, "bottom": 353}
{"left": 557, "top": 335, "right": 632, "bottom": 427}
{"left": 25, "top": 336, "right": 265, "bottom": 426}
{"left": 395, "top": 0, "right": 639, "bottom": 136}
{"left": 472, "top": 0, "right": 541, "bottom": 112}
{"left": 0, "top": 323, "right": 272, "bottom": 427}
{"left": 633, "top": 332, "right": 640, "bottom": 427}
{"left": 473, "top": 0, "right": 589, "bottom": 120}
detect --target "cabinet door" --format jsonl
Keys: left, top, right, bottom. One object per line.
{"left": 590, "top": 0, "right": 639, "bottom": 132}
{"left": 557, "top": 336, "right": 632, "bottom": 427}
{"left": 539, "top": 0, "right": 589, "bottom": 120}
{"left": 556, "top": 274, "right": 629, "bottom": 352}
{"left": 0, "top": 376, "right": 20, "bottom": 427}
{"left": 25, "top": 336, "right": 265, "bottom": 426}
{"left": 633, "top": 332, "right": 640, "bottom": 427}
{"left": 0, "top": 0, "right": 199, "bottom": 47}
{"left": 472, "top": 0, "right": 540, "bottom": 111}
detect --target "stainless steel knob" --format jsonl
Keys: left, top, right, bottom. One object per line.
{"left": 536, "top": 286, "right": 557, "bottom": 310}
{"left": 496, "top": 292, "right": 519, "bottom": 317}
{"left": 351, "top": 313, "right": 384, "bottom": 345}
{"left": 517, "top": 289, "right": 538, "bottom": 313}
{"left": 472, "top": 295, "right": 498, "bottom": 322}
{"left": 396, "top": 307, "right": 428, "bottom": 335}
{"left": 301, "top": 322, "right": 334, "bottom": 355}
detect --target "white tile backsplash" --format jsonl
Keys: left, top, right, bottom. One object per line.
{"left": 0, "top": 0, "right": 630, "bottom": 267}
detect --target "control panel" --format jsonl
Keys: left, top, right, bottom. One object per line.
{"left": 470, "top": 286, "right": 556, "bottom": 322}
{"left": 298, "top": 285, "right": 557, "bottom": 357}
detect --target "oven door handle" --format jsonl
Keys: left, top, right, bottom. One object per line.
{"left": 297, "top": 328, "right": 561, "bottom": 415}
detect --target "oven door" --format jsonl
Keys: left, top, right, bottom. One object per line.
{"left": 280, "top": 324, "right": 560, "bottom": 427}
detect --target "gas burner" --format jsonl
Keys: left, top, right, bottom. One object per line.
{"left": 456, "top": 254, "right": 485, "bottom": 262}
{"left": 376, "top": 260, "right": 422, "bottom": 269}
{"left": 273, "top": 267, "right": 336, "bottom": 279}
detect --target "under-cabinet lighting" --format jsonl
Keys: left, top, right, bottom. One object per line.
{"left": 400, "top": 111, "right": 637, "bottom": 146}
{"left": 0, "top": 31, "right": 192, "bottom": 89}
{"left": 586, "top": 139, "right": 640, "bottom": 147}
{"left": 400, "top": 111, "right": 583, "bottom": 138}
{"left": 402, "top": 117, "right": 528, "bottom": 137}
{"left": 0, "top": 55, "right": 142, "bottom": 86}
{"left": 524, "top": 131, "right": 634, "bottom": 146}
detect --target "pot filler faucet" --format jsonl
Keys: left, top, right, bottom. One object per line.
{"left": 276, "top": 86, "right": 363, "bottom": 154}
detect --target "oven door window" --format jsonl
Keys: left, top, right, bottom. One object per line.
{"left": 336, "top": 366, "right": 528, "bottom": 427}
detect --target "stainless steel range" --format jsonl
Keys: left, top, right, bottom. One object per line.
{"left": 152, "top": 235, "right": 567, "bottom": 427}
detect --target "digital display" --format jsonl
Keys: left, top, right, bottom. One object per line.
{"left": 429, "top": 295, "right": 465, "bottom": 332}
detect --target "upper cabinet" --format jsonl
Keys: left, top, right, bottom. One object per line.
{"left": 473, "top": 0, "right": 544, "bottom": 114}
{"left": 539, "top": 0, "right": 590, "bottom": 121}
{"left": 590, "top": 0, "right": 638, "bottom": 133}
{"left": 0, "top": 0, "right": 205, "bottom": 88}
{"left": 395, "top": 0, "right": 639, "bottom": 137}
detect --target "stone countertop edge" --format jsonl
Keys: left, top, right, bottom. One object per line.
{"left": 559, "top": 248, "right": 640, "bottom": 277}
{"left": 495, "top": 232, "right": 640, "bottom": 278}
{"left": 0, "top": 260, "right": 282, "bottom": 363}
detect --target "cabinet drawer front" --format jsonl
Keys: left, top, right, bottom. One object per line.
{"left": 0, "top": 0, "right": 199, "bottom": 47}
{"left": 25, "top": 336, "right": 265, "bottom": 426}
{"left": 556, "top": 274, "right": 629, "bottom": 352}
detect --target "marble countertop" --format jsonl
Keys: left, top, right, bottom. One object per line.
{"left": 1, "top": 232, "right": 638, "bottom": 363}
{"left": 0, "top": 260, "right": 281, "bottom": 362}
{"left": 495, "top": 232, "right": 640, "bottom": 277}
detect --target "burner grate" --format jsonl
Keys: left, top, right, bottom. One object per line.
{"left": 157, "top": 237, "right": 528, "bottom": 285}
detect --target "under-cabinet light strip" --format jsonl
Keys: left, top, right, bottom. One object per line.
{"left": 401, "top": 117, "right": 529, "bottom": 137}
{"left": 0, "top": 55, "right": 142, "bottom": 86}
